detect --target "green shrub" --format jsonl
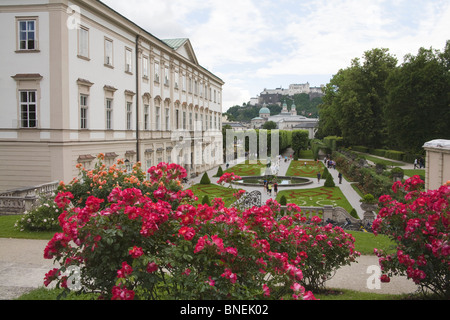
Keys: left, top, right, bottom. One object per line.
{"left": 371, "top": 149, "right": 387, "bottom": 157}
{"left": 279, "top": 195, "right": 287, "bottom": 205}
{"left": 200, "top": 172, "right": 211, "bottom": 184}
{"left": 349, "top": 208, "right": 358, "bottom": 219}
{"left": 201, "top": 195, "right": 211, "bottom": 205}
{"left": 214, "top": 166, "right": 224, "bottom": 177}
{"left": 322, "top": 167, "right": 329, "bottom": 179}
{"left": 324, "top": 174, "right": 335, "bottom": 187}
{"left": 323, "top": 136, "right": 343, "bottom": 151}
{"left": 360, "top": 194, "right": 376, "bottom": 204}
{"left": 353, "top": 146, "right": 369, "bottom": 153}
{"left": 384, "top": 150, "right": 405, "bottom": 161}
{"left": 15, "top": 194, "right": 60, "bottom": 232}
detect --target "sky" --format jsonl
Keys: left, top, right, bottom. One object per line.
{"left": 101, "top": 0, "right": 450, "bottom": 112}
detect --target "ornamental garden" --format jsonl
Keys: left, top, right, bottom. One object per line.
{"left": 11, "top": 142, "right": 450, "bottom": 300}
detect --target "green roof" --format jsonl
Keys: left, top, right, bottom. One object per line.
{"left": 259, "top": 107, "right": 270, "bottom": 114}
{"left": 162, "top": 38, "right": 188, "bottom": 50}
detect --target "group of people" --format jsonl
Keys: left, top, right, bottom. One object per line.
{"left": 324, "top": 157, "right": 336, "bottom": 169}
{"left": 263, "top": 179, "right": 278, "bottom": 196}
{"left": 413, "top": 158, "right": 425, "bottom": 169}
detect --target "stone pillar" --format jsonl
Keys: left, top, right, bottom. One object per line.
{"left": 423, "top": 140, "right": 450, "bottom": 191}
{"left": 323, "top": 205, "right": 334, "bottom": 222}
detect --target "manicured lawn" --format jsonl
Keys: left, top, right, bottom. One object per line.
{"left": 17, "top": 285, "right": 416, "bottom": 300}
{"left": 403, "top": 169, "right": 425, "bottom": 178}
{"left": 0, "top": 214, "right": 57, "bottom": 240}
{"left": 188, "top": 184, "right": 242, "bottom": 207}
{"left": 361, "top": 154, "right": 406, "bottom": 167}
{"left": 285, "top": 160, "right": 324, "bottom": 178}
{"left": 276, "top": 186, "right": 354, "bottom": 214}
{"left": 348, "top": 230, "right": 396, "bottom": 256}
{"left": 224, "top": 160, "right": 267, "bottom": 176}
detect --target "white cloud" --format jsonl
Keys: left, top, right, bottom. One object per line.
{"left": 100, "top": 0, "right": 450, "bottom": 110}
{"left": 188, "top": 0, "right": 274, "bottom": 67}
{"left": 254, "top": 0, "right": 449, "bottom": 80}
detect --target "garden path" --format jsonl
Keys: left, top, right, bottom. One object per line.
{"left": 0, "top": 237, "right": 418, "bottom": 300}
{"left": 190, "top": 149, "right": 365, "bottom": 218}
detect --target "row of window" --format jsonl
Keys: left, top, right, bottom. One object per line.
{"left": 18, "top": 87, "right": 221, "bottom": 131}
{"left": 78, "top": 93, "right": 221, "bottom": 132}
{"left": 14, "top": 17, "right": 222, "bottom": 130}
{"left": 77, "top": 26, "right": 220, "bottom": 103}
{"left": 15, "top": 17, "right": 221, "bottom": 101}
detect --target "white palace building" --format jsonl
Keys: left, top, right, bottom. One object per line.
{"left": 0, "top": 0, "right": 224, "bottom": 192}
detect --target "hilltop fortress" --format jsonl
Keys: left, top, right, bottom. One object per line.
{"left": 250, "top": 83, "right": 325, "bottom": 106}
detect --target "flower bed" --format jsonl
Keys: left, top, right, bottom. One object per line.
{"left": 42, "top": 155, "right": 361, "bottom": 300}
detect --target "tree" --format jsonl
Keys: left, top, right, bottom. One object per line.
{"left": 317, "top": 48, "right": 397, "bottom": 147}
{"left": 200, "top": 172, "right": 211, "bottom": 185}
{"left": 262, "top": 121, "right": 277, "bottom": 130}
{"left": 291, "top": 130, "right": 309, "bottom": 157}
{"left": 385, "top": 42, "right": 450, "bottom": 153}
{"left": 324, "top": 174, "right": 335, "bottom": 187}
{"left": 215, "top": 166, "right": 224, "bottom": 177}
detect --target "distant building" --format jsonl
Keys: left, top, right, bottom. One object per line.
{"left": 255, "top": 82, "right": 324, "bottom": 106}
{"left": 251, "top": 102, "right": 318, "bottom": 139}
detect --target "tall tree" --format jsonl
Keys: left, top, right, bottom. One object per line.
{"left": 317, "top": 48, "right": 397, "bottom": 147}
{"left": 385, "top": 42, "right": 450, "bottom": 153}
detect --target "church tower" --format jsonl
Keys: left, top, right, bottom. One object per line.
{"left": 281, "top": 101, "right": 289, "bottom": 114}
{"left": 291, "top": 103, "right": 297, "bottom": 116}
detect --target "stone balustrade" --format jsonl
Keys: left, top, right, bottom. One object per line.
{"left": 0, "top": 181, "right": 59, "bottom": 215}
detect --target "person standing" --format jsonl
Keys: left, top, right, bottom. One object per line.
{"left": 317, "top": 172, "right": 321, "bottom": 183}
{"left": 273, "top": 182, "right": 278, "bottom": 196}
{"left": 338, "top": 172, "right": 343, "bottom": 184}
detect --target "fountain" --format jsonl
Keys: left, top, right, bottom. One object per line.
{"left": 233, "top": 175, "right": 313, "bottom": 187}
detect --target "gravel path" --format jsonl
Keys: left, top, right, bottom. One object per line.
{"left": 0, "top": 238, "right": 418, "bottom": 300}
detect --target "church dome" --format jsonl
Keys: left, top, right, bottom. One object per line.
{"left": 259, "top": 107, "right": 270, "bottom": 114}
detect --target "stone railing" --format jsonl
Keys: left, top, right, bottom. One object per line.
{"left": 280, "top": 205, "right": 361, "bottom": 224}
{"left": 0, "top": 181, "right": 59, "bottom": 215}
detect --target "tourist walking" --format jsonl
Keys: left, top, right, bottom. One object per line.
{"left": 317, "top": 172, "right": 321, "bottom": 183}
{"left": 273, "top": 182, "right": 278, "bottom": 196}
{"left": 338, "top": 172, "right": 342, "bottom": 184}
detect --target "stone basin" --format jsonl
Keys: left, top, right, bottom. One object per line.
{"left": 233, "top": 176, "right": 313, "bottom": 187}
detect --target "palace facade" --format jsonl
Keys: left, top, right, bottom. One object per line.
{"left": 0, "top": 0, "right": 224, "bottom": 192}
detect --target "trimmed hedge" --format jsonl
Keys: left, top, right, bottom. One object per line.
{"left": 324, "top": 174, "right": 335, "bottom": 187}
{"left": 384, "top": 150, "right": 405, "bottom": 161}
{"left": 323, "top": 136, "right": 344, "bottom": 152}
{"left": 370, "top": 149, "right": 387, "bottom": 157}
{"left": 200, "top": 172, "right": 211, "bottom": 185}
{"left": 333, "top": 150, "right": 394, "bottom": 199}
{"left": 214, "top": 166, "right": 224, "bottom": 177}
{"left": 352, "top": 146, "right": 369, "bottom": 153}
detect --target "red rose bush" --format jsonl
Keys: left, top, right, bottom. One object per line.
{"left": 373, "top": 175, "right": 450, "bottom": 298}
{"left": 44, "top": 157, "right": 360, "bottom": 300}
